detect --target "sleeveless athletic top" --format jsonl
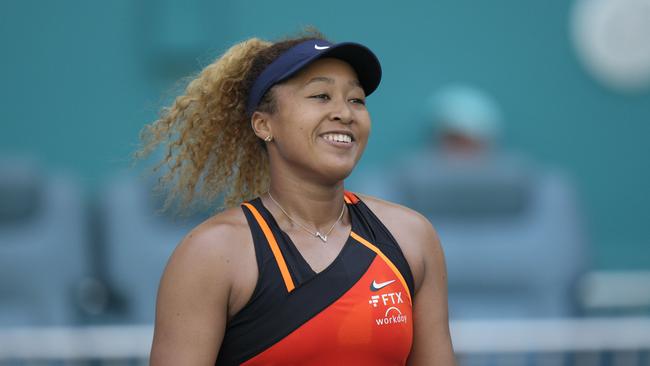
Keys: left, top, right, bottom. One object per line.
{"left": 216, "top": 191, "right": 415, "bottom": 365}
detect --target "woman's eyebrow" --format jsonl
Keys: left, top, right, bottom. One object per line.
{"left": 303, "top": 76, "right": 363, "bottom": 90}
{"left": 304, "top": 76, "right": 334, "bottom": 86}
{"left": 349, "top": 79, "right": 362, "bottom": 88}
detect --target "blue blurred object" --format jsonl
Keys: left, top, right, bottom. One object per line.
{"left": 427, "top": 84, "right": 503, "bottom": 143}
{"left": 396, "top": 153, "right": 588, "bottom": 318}
{"left": 99, "top": 172, "right": 207, "bottom": 324}
{"left": 0, "top": 157, "right": 88, "bottom": 326}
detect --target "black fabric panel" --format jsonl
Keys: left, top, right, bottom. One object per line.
{"left": 347, "top": 196, "right": 416, "bottom": 298}
{"left": 254, "top": 200, "right": 317, "bottom": 286}
{"left": 215, "top": 199, "right": 375, "bottom": 366}
{"left": 239, "top": 204, "right": 271, "bottom": 286}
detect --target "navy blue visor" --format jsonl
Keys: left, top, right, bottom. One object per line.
{"left": 246, "top": 39, "right": 382, "bottom": 116}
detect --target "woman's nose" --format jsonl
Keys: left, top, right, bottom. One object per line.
{"left": 329, "top": 98, "right": 354, "bottom": 124}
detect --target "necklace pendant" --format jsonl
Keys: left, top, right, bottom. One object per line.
{"left": 315, "top": 232, "right": 328, "bottom": 242}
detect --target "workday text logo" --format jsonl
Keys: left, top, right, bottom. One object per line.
{"left": 375, "top": 306, "right": 408, "bottom": 326}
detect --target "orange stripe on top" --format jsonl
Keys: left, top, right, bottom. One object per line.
{"left": 242, "top": 203, "right": 295, "bottom": 293}
{"left": 344, "top": 191, "right": 360, "bottom": 204}
{"left": 350, "top": 231, "right": 412, "bottom": 304}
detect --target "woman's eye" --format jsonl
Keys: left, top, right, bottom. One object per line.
{"left": 350, "top": 98, "right": 366, "bottom": 105}
{"left": 310, "top": 94, "right": 330, "bottom": 100}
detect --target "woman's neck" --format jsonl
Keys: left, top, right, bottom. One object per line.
{"left": 265, "top": 172, "right": 347, "bottom": 230}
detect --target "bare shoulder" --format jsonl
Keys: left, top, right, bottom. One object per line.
{"left": 180, "top": 205, "right": 250, "bottom": 254}
{"left": 156, "top": 204, "right": 257, "bottom": 325}
{"left": 151, "top": 205, "right": 255, "bottom": 364}
{"left": 357, "top": 194, "right": 444, "bottom": 292}
{"left": 358, "top": 194, "right": 435, "bottom": 236}
{"left": 157, "top": 205, "right": 255, "bottom": 313}
{"left": 167, "top": 205, "right": 251, "bottom": 277}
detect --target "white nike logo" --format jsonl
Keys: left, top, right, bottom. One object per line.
{"left": 370, "top": 279, "right": 396, "bottom": 291}
{"left": 314, "top": 44, "right": 330, "bottom": 50}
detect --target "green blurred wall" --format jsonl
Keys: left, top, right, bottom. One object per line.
{"left": 1, "top": 0, "right": 649, "bottom": 269}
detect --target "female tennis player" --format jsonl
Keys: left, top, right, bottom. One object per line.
{"left": 142, "top": 31, "right": 455, "bottom": 365}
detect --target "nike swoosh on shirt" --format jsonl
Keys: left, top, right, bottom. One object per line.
{"left": 314, "top": 44, "right": 330, "bottom": 50}
{"left": 370, "top": 279, "right": 396, "bottom": 291}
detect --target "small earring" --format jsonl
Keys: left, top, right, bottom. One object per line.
{"left": 264, "top": 135, "right": 273, "bottom": 142}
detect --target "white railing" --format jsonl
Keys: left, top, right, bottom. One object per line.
{"left": 451, "top": 317, "right": 650, "bottom": 353}
{"left": 0, "top": 325, "right": 152, "bottom": 360}
{"left": 1, "top": 318, "right": 649, "bottom": 364}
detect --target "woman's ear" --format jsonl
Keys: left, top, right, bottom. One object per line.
{"left": 251, "top": 111, "right": 272, "bottom": 141}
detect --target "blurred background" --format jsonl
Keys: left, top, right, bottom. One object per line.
{"left": 1, "top": 0, "right": 649, "bottom": 365}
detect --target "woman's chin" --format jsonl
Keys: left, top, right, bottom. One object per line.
{"left": 315, "top": 161, "right": 358, "bottom": 185}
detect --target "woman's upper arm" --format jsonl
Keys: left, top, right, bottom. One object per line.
{"left": 149, "top": 224, "right": 237, "bottom": 365}
{"left": 406, "top": 217, "right": 456, "bottom": 365}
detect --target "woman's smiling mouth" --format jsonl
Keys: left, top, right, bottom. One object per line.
{"left": 320, "top": 132, "right": 355, "bottom": 148}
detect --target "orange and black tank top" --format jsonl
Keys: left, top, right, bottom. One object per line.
{"left": 216, "top": 191, "right": 415, "bottom": 365}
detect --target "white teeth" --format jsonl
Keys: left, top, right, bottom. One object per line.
{"left": 323, "top": 133, "right": 352, "bottom": 143}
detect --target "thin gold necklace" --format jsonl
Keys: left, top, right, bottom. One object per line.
{"left": 267, "top": 192, "right": 346, "bottom": 243}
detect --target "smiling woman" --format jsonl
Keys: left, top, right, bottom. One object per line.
{"left": 258, "top": 58, "right": 370, "bottom": 187}
{"left": 139, "top": 30, "right": 455, "bottom": 366}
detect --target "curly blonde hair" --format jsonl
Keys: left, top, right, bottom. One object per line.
{"left": 137, "top": 31, "right": 327, "bottom": 212}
